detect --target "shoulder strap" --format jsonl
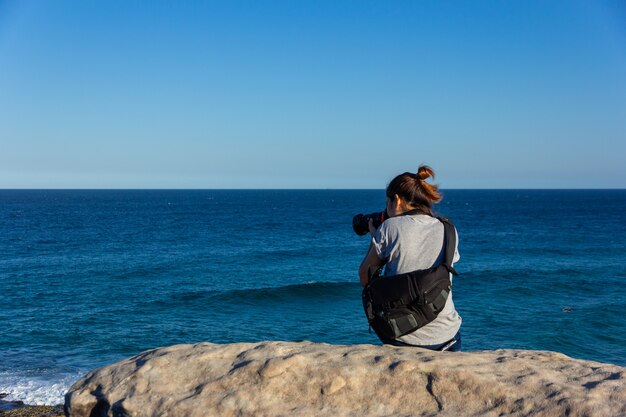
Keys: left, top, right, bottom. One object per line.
{"left": 436, "top": 216, "right": 458, "bottom": 276}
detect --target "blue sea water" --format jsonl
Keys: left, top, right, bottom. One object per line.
{"left": 1, "top": 189, "right": 625, "bottom": 404}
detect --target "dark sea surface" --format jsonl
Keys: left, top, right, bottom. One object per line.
{"left": 1, "top": 189, "right": 625, "bottom": 404}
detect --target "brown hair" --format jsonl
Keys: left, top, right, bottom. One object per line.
{"left": 385, "top": 165, "right": 442, "bottom": 215}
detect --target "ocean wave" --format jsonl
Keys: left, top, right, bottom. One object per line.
{"left": 0, "top": 370, "right": 84, "bottom": 406}
{"left": 151, "top": 281, "right": 360, "bottom": 307}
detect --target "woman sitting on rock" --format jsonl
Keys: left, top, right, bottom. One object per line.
{"left": 359, "top": 165, "right": 462, "bottom": 351}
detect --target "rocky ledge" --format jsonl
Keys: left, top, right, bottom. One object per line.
{"left": 65, "top": 341, "right": 625, "bottom": 417}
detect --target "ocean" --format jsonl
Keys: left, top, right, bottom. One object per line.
{"left": 1, "top": 189, "right": 625, "bottom": 405}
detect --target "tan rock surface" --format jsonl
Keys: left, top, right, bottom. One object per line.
{"left": 65, "top": 341, "right": 625, "bottom": 417}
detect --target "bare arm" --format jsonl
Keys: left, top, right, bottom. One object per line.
{"left": 359, "top": 241, "right": 385, "bottom": 288}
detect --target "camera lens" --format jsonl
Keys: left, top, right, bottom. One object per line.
{"left": 352, "top": 211, "right": 387, "bottom": 236}
{"left": 352, "top": 214, "right": 369, "bottom": 236}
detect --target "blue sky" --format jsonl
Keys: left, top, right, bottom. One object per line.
{"left": 1, "top": 0, "right": 625, "bottom": 189}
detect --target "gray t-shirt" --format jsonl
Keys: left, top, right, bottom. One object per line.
{"left": 372, "top": 213, "right": 462, "bottom": 346}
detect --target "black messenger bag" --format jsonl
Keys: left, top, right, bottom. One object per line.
{"left": 362, "top": 216, "right": 458, "bottom": 341}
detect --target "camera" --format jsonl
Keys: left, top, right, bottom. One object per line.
{"left": 352, "top": 211, "right": 388, "bottom": 236}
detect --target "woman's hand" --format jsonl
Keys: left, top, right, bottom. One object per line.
{"left": 360, "top": 219, "right": 382, "bottom": 287}
{"left": 368, "top": 219, "right": 377, "bottom": 237}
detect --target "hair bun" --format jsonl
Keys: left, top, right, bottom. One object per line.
{"left": 417, "top": 165, "right": 435, "bottom": 181}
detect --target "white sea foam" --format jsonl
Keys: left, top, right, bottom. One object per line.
{"left": 0, "top": 371, "right": 84, "bottom": 405}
